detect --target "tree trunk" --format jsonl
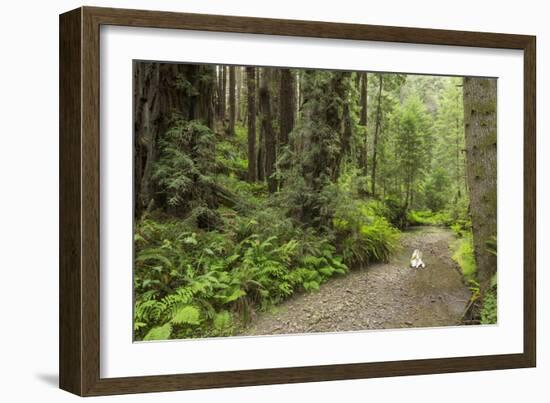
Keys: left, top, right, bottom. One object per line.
{"left": 260, "top": 68, "right": 277, "bottom": 193}
{"left": 134, "top": 62, "right": 160, "bottom": 217}
{"left": 455, "top": 93, "right": 462, "bottom": 201}
{"left": 371, "top": 74, "right": 383, "bottom": 196}
{"left": 216, "top": 66, "right": 223, "bottom": 123}
{"left": 134, "top": 62, "right": 221, "bottom": 217}
{"left": 220, "top": 66, "right": 227, "bottom": 122}
{"left": 256, "top": 69, "right": 264, "bottom": 181}
{"left": 463, "top": 77, "right": 497, "bottom": 291}
{"left": 236, "top": 67, "right": 242, "bottom": 122}
{"left": 228, "top": 66, "right": 236, "bottom": 135}
{"left": 296, "top": 71, "right": 302, "bottom": 122}
{"left": 360, "top": 72, "right": 368, "bottom": 125}
{"left": 194, "top": 65, "right": 216, "bottom": 129}
{"left": 246, "top": 67, "right": 257, "bottom": 182}
{"left": 134, "top": 62, "right": 189, "bottom": 216}
{"left": 279, "top": 69, "right": 295, "bottom": 147}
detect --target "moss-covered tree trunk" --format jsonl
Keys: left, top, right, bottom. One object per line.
{"left": 134, "top": 62, "right": 217, "bottom": 217}
{"left": 260, "top": 68, "right": 277, "bottom": 193}
{"left": 371, "top": 74, "right": 383, "bottom": 196}
{"left": 134, "top": 62, "right": 187, "bottom": 216}
{"left": 228, "top": 66, "right": 236, "bottom": 136}
{"left": 193, "top": 65, "right": 216, "bottom": 129}
{"left": 360, "top": 73, "right": 368, "bottom": 175}
{"left": 134, "top": 61, "right": 160, "bottom": 217}
{"left": 236, "top": 66, "right": 242, "bottom": 123}
{"left": 279, "top": 69, "right": 295, "bottom": 147}
{"left": 246, "top": 67, "right": 257, "bottom": 182}
{"left": 360, "top": 72, "right": 368, "bottom": 125}
{"left": 463, "top": 77, "right": 497, "bottom": 291}
{"left": 220, "top": 66, "right": 227, "bottom": 122}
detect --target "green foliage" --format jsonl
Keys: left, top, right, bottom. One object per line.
{"left": 143, "top": 323, "right": 172, "bottom": 341}
{"left": 368, "top": 196, "right": 408, "bottom": 229}
{"left": 423, "top": 167, "right": 451, "bottom": 211}
{"left": 134, "top": 215, "right": 349, "bottom": 340}
{"left": 216, "top": 125, "right": 249, "bottom": 179}
{"left": 480, "top": 282, "right": 497, "bottom": 325}
{"left": 451, "top": 232, "right": 477, "bottom": 281}
{"left": 407, "top": 210, "right": 452, "bottom": 227}
{"left": 281, "top": 71, "right": 355, "bottom": 229}
{"left": 172, "top": 306, "right": 201, "bottom": 325}
{"left": 333, "top": 199, "right": 399, "bottom": 267}
{"left": 152, "top": 118, "right": 224, "bottom": 230}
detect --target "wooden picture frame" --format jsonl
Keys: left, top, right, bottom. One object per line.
{"left": 59, "top": 6, "right": 536, "bottom": 396}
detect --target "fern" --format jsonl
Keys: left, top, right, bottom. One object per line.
{"left": 143, "top": 323, "right": 172, "bottom": 341}
{"left": 171, "top": 306, "right": 201, "bottom": 325}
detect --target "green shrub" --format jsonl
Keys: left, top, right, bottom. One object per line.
{"left": 333, "top": 199, "right": 399, "bottom": 267}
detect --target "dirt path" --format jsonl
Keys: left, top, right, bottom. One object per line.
{"left": 238, "top": 226, "right": 471, "bottom": 336}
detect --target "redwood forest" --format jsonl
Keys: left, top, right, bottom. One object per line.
{"left": 133, "top": 62, "right": 497, "bottom": 341}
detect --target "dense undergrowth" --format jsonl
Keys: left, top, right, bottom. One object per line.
{"left": 134, "top": 123, "right": 401, "bottom": 341}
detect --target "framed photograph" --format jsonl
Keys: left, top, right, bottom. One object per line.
{"left": 59, "top": 6, "right": 536, "bottom": 396}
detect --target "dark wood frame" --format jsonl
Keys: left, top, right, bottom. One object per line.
{"left": 60, "top": 6, "right": 536, "bottom": 396}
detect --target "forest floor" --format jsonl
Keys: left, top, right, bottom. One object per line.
{"left": 237, "top": 226, "right": 471, "bottom": 336}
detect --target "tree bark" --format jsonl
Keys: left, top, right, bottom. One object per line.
{"left": 220, "top": 66, "right": 227, "bottom": 122}
{"left": 134, "top": 62, "right": 219, "bottom": 217}
{"left": 134, "top": 62, "right": 188, "bottom": 216}
{"left": 296, "top": 71, "right": 302, "bottom": 122}
{"left": 371, "top": 74, "right": 383, "bottom": 196}
{"left": 360, "top": 72, "right": 368, "bottom": 125}
{"left": 246, "top": 67, "right": 257, "bottom": 182}
{"left": 134, "top": 62, "right": 160, "bottom": 217}
{"left": 229, "top": 66, "right": 236, "bottom": 135}
{"left": 260, "top": 68, "right": 277, "bottom": 193}
{"left": 236, "top": 67, "right": 242, "bottom": 122}
{"left": 194, "top": 65, "right": 216, "bottom": 129}
{"left": 279, "top": 69, "right": 295, "bottom": 147}
{"left": 463, "top": 77, "right": 497, "bottom": 291}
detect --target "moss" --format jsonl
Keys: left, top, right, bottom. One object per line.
{"left": 472, "top": 164, "right": 486, "bottom": 180}
{"left": 480, "top": 129, "right": 497, "bottom": 149}
{"left": 465, "top": 100, "right": 496, "bottom": 117}
{"left": 484, "top": 188, "right": 497, "bottom": 214}
{"left": 451, "top": 233, "right": 477, "bottom": 282}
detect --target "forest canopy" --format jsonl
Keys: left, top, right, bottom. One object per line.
{"left": 133, "top": 62, "right": 497, "bottom": 341}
